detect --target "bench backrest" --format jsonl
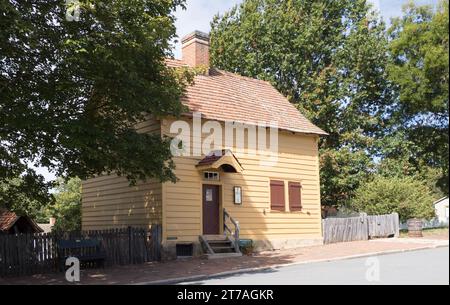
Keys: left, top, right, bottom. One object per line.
{"left": 57, "top": 239, "right": 101, "bottom": 250}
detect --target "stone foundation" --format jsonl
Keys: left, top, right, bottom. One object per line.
{"left": 161, "top": 241, "right": 204, "bottom": 261}
{"left": 161, "top": 237, "right": 323, "bottom": 260}
{"left": 252, "top": 237, "right": 324, "bottom": 252}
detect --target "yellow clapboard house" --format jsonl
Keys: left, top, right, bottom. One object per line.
{"left": 82, "top": 31, "right": 327, "bottom": 259}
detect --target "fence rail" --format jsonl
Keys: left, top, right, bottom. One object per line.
{"left": 323, "top": 213, "right": 399, "bottom": 244}
{"left": 0, "top": 225, "right": 161, "bottom": 278}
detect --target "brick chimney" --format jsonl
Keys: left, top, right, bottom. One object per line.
{"left": 181, "top": 31, "right": 210, "bottom": 68}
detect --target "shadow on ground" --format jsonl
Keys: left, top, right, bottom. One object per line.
{"left": 0, "top": 251, "right": 300, "bottom": 285}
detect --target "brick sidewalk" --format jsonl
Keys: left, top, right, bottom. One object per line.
{"left": 1, "top": 236, "right": 447, "bottom": 285}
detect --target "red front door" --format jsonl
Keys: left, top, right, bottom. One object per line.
{"left": 202, "top": 185, "right": 220, "bottom": 235}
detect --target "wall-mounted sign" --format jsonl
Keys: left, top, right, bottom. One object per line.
{"left": 234, "top": 186, "right": 242, "bottom": 205}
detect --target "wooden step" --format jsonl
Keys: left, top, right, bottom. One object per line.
{"left": 199, "top": 235, "right": 241, "bottom": 256}
{"left": 210, "top": 246, "right": 235, "bottom": 253}
{"left": 207, "top": 239, "right": 232, "bottom": 243}
{"left": 208, "top": 240, "right": 233, "bottom": 247}
{"left": 202, "top": 235, "right": 228, "bottom": 241}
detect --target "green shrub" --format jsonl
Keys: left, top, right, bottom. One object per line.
{"left": 349, "top": 175, "right": 435, "bottom": 222}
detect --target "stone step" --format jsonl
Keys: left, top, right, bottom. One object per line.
{"left": 204, "top": 252, "right": 243, "bottom": 260}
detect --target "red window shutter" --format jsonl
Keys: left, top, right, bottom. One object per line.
{"left": 270, "top": 180, "right": 285, "bottom": 211}
{"left": 289, "top": 182, "right": 302, "bottom": 212}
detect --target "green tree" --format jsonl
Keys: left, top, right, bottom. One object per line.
{"left": 349, "top": 175, "right": 436, "bottom": 222}
{"left": 387, "top": 0, "right": 449, "bottom": 194}
{"left": 47, "top": 177, "right": 82, "bottom": 232}
{"left": 210, "top": 0, "right": 393, "bottom": 206}
{"left": 1, "top": 0, "right": 188, "bottom": 204}
{"left": 377, "top": 131, "right": 446, "bottom": 199}
{"left": 0, "top": 172, "right": 51, "bottom": 222}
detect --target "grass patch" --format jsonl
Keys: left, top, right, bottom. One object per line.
{"left": 400, "top": 227, "right": 449, "bottom": 238}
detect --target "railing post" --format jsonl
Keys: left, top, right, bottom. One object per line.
{"left": 234, "top": 220, "right": 240, "bottom": 253}
{"left": 223, "top": 208, "right": 241, "bottom": 254}
{"left": 223, "top": 208, "right": 226, "bottom": 236}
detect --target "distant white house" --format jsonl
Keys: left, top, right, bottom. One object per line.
{"left": 434, "top": 197, "right": 449, "bottom": 223}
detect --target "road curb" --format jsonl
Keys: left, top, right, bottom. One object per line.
{"left": 134, "top": 243, "right": 449, "bottom": 285}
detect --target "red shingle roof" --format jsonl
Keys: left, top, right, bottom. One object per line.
{"left": 0, "top": 209, "right": 43, "bottom": 233}
{"left": 197, "top": 151, "right": 224, "bottom": 166}
{"left": 0, "top": 209, "right": 19, "bottom": 232}
{"left": 166, "top": 59, "right": 327, "bottom": 135}
{"left": 165, "top": 58, "right": 188, "bottom": 68}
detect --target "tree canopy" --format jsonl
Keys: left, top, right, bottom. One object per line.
{"left": 47, "top": 177, "right": 82, "bottom": 232}
{"left": 1, "top": 0, "right": 188, "bottom": 201}
{"left": 1, "top": 0, "right": 448, "bottom": 219}
{"left": 387, "top": 0, "right": 449, "bottom": 193}
{"left": 210, "top": 0, "right": 395, "bottom": 206}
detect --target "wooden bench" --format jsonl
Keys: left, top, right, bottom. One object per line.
{"left": 57, "top": 239, "right": 106, "bottom": 270}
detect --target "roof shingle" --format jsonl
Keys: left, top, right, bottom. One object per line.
{"left": 166, "top": 59, "right": 327, "bottom": 135}
{"left": 0, "top": 209, "right": 19, "bottom": 232}
{"left": 0, "top": 209, "right": 43, "bottom": 233}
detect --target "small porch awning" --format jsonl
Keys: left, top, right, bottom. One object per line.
{"left": 196, "top": 150, "right": 243, "bottom": 173}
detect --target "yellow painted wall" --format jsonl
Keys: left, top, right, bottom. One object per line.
{"left": 82, "top": 115, "right": 323, "bottom": 247}
{"left": 161, "top": 118, "right": 322, "bottom": 245}
{"left": 82, "top": 117, "right": 163, "bottom": 230}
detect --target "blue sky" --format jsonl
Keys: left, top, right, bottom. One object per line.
{"left": 36, "top": 0, "right": 439, "bottom": 181}
{"left": 172, "top": 0, "right": 439, "bottom": 57}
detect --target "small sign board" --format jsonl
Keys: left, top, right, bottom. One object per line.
{"left": 234, "top": 186, "right": 242, "bottom": 205}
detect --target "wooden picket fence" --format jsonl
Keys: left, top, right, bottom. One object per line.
{"left": 323, "top": 213, "right": 400, "bottom": 244}
{"left": 0, "top": 225, "right": 162, "bottom": 277}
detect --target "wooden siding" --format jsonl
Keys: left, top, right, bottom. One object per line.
{"left": 161, "top": 118, "right": 322, "bottom": 243}
{"left": 82, "top": 117, "right": 162, "bottom": 230}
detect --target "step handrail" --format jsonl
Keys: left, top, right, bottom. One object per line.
{"left": 223, "top": 208, "right": 240, "bottom": 253}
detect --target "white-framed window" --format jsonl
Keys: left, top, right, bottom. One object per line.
{"left": 203, "top": 171, "right": 220, "bottom": 181}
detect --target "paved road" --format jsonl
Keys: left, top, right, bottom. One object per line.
{"left": 182, "top": 247, "right": 449, "bottom": 285}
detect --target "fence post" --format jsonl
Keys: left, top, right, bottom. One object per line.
{"left": 128, "top": 226, "right": 132, "bottom": 265}
{"left": 360, "top": 213, "right": 369, "bottom": 240}
{"left": 322, "top": 218, "right": 327, "bottom": 244}
{"left": 392, "top": 213, "right": 400, "bottom": 238}
{"left": 150, "top": 224, "right": 162, "bottom": 261}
